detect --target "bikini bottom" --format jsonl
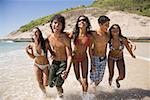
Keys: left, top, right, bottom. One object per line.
{"left": 34, "top": 62, "right": 49, "bottom": 70}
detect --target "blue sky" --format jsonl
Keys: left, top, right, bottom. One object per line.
{"left": 0, "top": 0, "right": 94, "bottom": 36}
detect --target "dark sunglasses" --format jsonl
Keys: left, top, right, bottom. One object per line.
{"left": 78, "top": 19, "right": 86, "bottom": 22}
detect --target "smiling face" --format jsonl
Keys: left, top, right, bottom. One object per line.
{"left": 31, "top": 28, "right": 40, "bottom": 41}
{"left": 78, "top": 16, "right": 88, "bottom": 29}
{"left": 51, "top": 19, "right": 63, "bottom": 33}
{"left": 100, "top": 21, "right": 109, "bottom": 33}
{"left": 50, "top": 15, "right": 65, "bottom": 33}
{"left": 110, "top": 25, "right": 120, "bottom": 37}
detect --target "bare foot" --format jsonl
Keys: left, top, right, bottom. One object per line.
{"left": 39, "top": 84, "right": 46, "bottom": 94}
{"left": 56, "top": 86, "right": 64, "bottom": 98}
{"left": 91, "top": 82, "right": 96, "bottom": 94}
{"left": 41, "top": 88, "right": 47, "bottom": 95}
{"left": 116, "top": 79, "right": 120, "bottom": 88}
{"left": 109, "top": 80, "right": 112, "bottom": 86}
{"left": 95, "top": 80, "right": 100, "bottom": 86}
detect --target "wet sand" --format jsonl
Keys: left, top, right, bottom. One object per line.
{"left": 0, "top": 50, "right": 149, "bottom": 100}
{"left": 54, "top": 55, "right": 150, "bottom": 100}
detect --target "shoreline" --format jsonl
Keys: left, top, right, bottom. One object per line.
{"left": 0, "top": 38, "right": 32, "bottom": 42}
{"left": 0, "top": 38, "right": 150, "bottom": 43}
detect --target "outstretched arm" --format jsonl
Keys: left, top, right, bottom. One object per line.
{"left": 123, "top": 38, "right": 136, "bottom": 58}
{"left": 127, "top": 39, "right": 136, "bottom": 51}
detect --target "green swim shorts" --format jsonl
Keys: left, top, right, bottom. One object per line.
{"left": 49, "top": 60, "right": 67, "bottom": 87}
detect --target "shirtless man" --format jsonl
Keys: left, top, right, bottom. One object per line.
{"left": 90, "top": 16, "right": 135, "bottom": 90}
{"left": 47, "top": 14, "right": 72, "bottom": 97}
{"left": 90, "top": 16, "right": 110, "bottom": 88}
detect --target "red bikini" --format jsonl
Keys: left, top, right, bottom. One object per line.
{"left": 74, "top": 35, "right": 90, "bottom": 62}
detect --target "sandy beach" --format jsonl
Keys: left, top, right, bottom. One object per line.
{"left": 46, "top": 55, "right": 150, "bottom": 100}
{"left": 0, "top": 0, "right": 150, "bottom": 99}
{"left": 0, "top": 42, "right": 149, "bottom": 100}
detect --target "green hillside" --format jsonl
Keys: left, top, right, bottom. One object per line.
{"left": 19, "top": 0, "right": 150, "bottom": 32}
{"left": 91, "top": 0, "right": 150, "bottom": 16}
{"left": 19, "top": 6, "right": 86, "bottom": 32}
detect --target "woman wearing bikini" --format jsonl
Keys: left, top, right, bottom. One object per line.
{"left": 71, "top": 15, "right": 93, "bottom": 93}
{"left": 108, "top": 24, "right": 136, "bottom": 88}
{"left": 26, "top": 27, "right": 50, "bottom": 95}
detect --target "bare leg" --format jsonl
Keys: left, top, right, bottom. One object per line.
{"left": 34, "top": 65, "right": 46, "bottom": 93}
{"left": 116, "top": 58, "right": 125, "bottom": 88}
{"left": 81, "top": 57, "right": 88, "bottom": 92}
{"left": 108, "top": 56, "right": 115, "bottom": 86}
{"left": 73, "top": 61, "right": 81, "bottom": 84}
{"left": 43, "top": 67, "right": 49, "bottom": 87}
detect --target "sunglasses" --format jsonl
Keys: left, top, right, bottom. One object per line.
{"left": 78, "top": 19, "right": 86, "bottom": 22}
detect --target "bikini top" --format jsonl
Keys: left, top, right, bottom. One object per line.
{"left": 109, "top": 38, "right": 124, "bottom": 51}
{"left": 33, "top": 46, "right": 46, "bottom": 57}
{"left": 74, "top": 35, "right": 90, "bottom": 47}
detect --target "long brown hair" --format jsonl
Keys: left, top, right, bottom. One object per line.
{"left": 34, "top": 27, "right": 47, "bottom": 55}
{"left": 109, "top": 24, "right": 127, "bottom": 41}
{"left": 72, "top": 15, "right": 92, "bottom": 42}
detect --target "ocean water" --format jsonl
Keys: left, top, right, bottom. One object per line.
{"left": 0, "top": 41, "right": 30, "bottom": 67}
{"left": 0, "top": 41, "right": 28, "bottom": 54}
{"left": 0, "top": 41, "right": 36, "bottom": 100}
{"left": 0, "top": 41, "right": 149, "bottom": 100}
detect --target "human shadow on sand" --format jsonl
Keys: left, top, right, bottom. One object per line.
{"left": 96, "top": 88, "right": 150, "bottom": 100}
{"left": 46, "top": 88, "right": 150, "bottom": 100}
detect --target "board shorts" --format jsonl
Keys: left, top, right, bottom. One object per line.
{"left": 90, "top": 56, "right": 107, "bottom": 85}
{"left": 49, "top": 60, "right": 67, "bottom": 87}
